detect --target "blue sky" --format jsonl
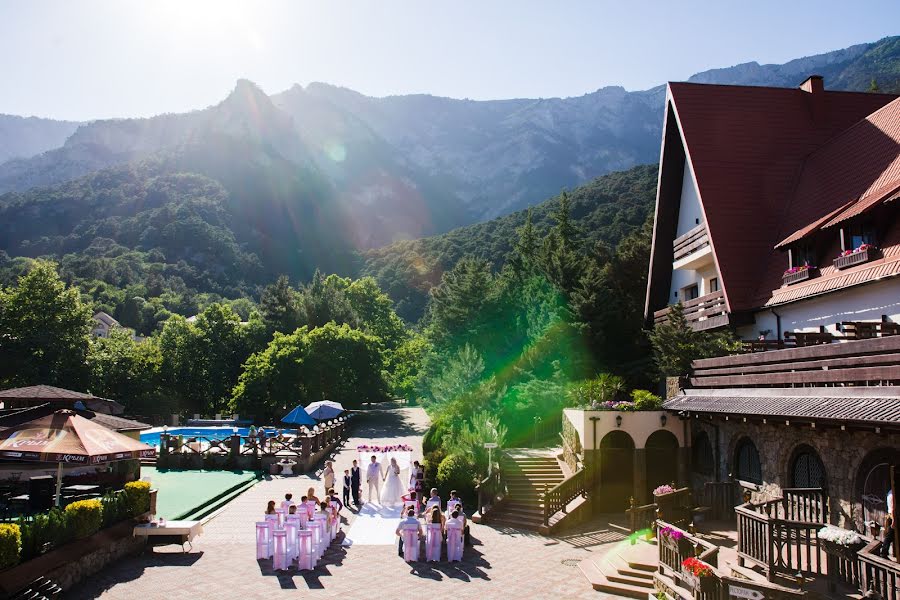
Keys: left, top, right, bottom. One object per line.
{"left": 1, "top": 0, "right": 898, "bottom": 120}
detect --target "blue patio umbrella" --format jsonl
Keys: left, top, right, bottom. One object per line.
{"left": 305, "top": 400, "right": 344, "bottom": 420}
{"left": 281, "top": 405, "right": 316, "bottom": 427}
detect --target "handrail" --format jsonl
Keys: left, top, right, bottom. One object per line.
{"left": 859, "top": 538, "right": 900, "bottom": 600}
{"left": 542, "top": 467, "right": 586, "bottom": 527}
{"left": 475, "top": 461, "right": 506, "bottom": 519}
{"left": 627, "top": 498, "right": 658, "bottom": 533}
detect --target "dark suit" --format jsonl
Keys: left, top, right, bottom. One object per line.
{"left": 350, "top": 466, "right": 361, "bottom": 504}
{"left": 342, "top": 474, "right": 351, "bottom": 506}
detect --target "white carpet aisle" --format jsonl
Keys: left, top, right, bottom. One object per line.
{"left": 342, "top": 503, "right": 402, "bottom": 546}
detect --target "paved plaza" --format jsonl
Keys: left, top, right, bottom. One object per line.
{"left": 71, "top": 404, "right": 625, "bottom": 599}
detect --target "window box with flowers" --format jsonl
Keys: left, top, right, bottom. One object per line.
{"left": 783, "top": 264, "right": 816, "bottom": 285}
{"left": 833, "top": 244, "right": 879, "bottom": 270}
{"left": 659, "top": 524, "right": 694, "bottom": 557}
{"left": 818, "top": 526, "right": 866, "bottom": 561}
{"left": 681, "top": 557, "right": 717, "bottom": 593}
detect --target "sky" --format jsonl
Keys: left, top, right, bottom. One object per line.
{"left": 1, "top": 0, "right": 898, "bottom": 121}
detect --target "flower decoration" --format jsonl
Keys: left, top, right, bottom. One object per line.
{"left": 818, "top": 525, "right": 863, "bottom": 547}
{"left": 784, "top": 264, "right": 815, "bottom": 275}
{"left": 658, "top": 525, "right": 684, "bottom": 540}
{"left": 654, "top": 484, "right": 676, "bottom": 496}
{"left": 682, "top": 557, "right": 714, "bottom": 578}
{"left": 590, "top": 400, "right": 636, "bottom": 411}
{"left": 356, "top": 444, "right": 414, "bottom": 452}
{"left": 840, "top": 243, "right": 875, "bottom": 257}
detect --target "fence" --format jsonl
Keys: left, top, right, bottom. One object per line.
{"left": 542, "top": 467, "right": 586, "bottom": 527}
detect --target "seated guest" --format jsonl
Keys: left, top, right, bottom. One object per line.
{"left": 328, "top": 489, "right": 343, "bottom": 514}
{"left": 281, "top": 493, "right": 295, "bottom": 511}
{"left": 396, "top": 507, "right": 423, "bottom": 562}
{"left": 288, "top": 505, "right": 297, "bottom": 515}
{"left": 424, "top": 488, "right": 441, "bottom": 511}
{"left": 265, "top": 500, "right": 277, "bottom": 514}
{"left": 402, "top": 490, "right": 418, "bottom": 515}
{"left": 306, "top": 486, "right": 320, "bottom": 504}
{"left": 447, "top": 490, "right": 470, "bottom": 544}
{"left": 446, "top": 510, "right": 464, "bottom": 562}
{"left": 425, "top": 506, "right": 443, "bottom": 562}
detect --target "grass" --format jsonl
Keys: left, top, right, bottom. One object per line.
{"left": 141, "top": 467, "right": 259, "bottom": 519}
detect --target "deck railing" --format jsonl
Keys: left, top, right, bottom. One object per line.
{"left": 700, "top": 481, "right": 739, "bottom": 521}
{"left": 653, "top": 290, "right": 728, "bottom": 331}
{"left": 673, "top": 224, "right": 710, "bottom": 263}
{"left": 859, "top": 538, "right": 900, "bottom": 600}
{"left": 627, "top": 498, "right": 658, "bottom": 533}
{"left": 542, "top": 467, "right": 586, "bottom": 527}
{"left": 476, "top": 462, "right": 506, "bottom": 519}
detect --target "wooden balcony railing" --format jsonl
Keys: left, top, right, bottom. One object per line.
{"left": 653, "top": 290, "right": 728, "bottom": 331}
{"left": 476, "top": 461, "right": 506, "bottom": 520}
{"left": 859, "top": 538, "right": 900, "bottom": 600}
{"left": 673, "top": 224, "right": 710, "bottom": 263}
{"left": 542, "top": 467, "right": 586, "bottom": 527}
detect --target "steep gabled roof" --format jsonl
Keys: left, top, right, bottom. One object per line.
{"left": 92, "top": 311, "right": 120, "bottom": 327}
{"left": 665, "top": 82, "right": 896, "bottom": 311}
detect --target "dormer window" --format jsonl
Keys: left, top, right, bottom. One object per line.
{"left": 845, "top": 222, "right": 876, "bottom": 251}
{"left": 789, "top": 243, "right": 815, "bottom": 269}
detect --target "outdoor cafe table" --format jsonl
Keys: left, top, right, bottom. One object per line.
{"left": 133, "top": 520, "right": 203, "bottom": 551}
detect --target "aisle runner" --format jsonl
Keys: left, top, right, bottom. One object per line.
{"left": 343, "top": 503, "right": 402, "bottom": 546}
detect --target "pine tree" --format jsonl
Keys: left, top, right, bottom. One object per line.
{"left": 869, "top": 78, "right": 881, "bottom": 93}
{"left": 513, "top": 208, "right": 539, "bottom": 266}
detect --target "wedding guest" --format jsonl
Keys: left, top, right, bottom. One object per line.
{"left": 323, "top": 461, "right": 335, "bottom": 491}
{"left": 342, "top": 469, "right": 352, "bottom": 506}
{"left": 265, "top": 500, "right": 277, "bottom": 514}
{"left": 288, "top": 505, "right": 297, "bottom": 515}
{"left": 446, "top": 510, "right": 464, "bottom": 562}
{"left": 350, "top": 460, "right": 361, "bottom": 505}
{"left": 425, "top": 488, "right": 441, "bottom": 511}
{"left": 425, "top": 506, "right": 444, "bottom": 562}
{"left": 306, "top": 486, "right": 320, "bottom": 504}
{"left": 402, "top": 490, "right": 419, "bottom": 515}
{"left": 328, "top": 489, "right": 343, "bottom": 513}
{"left": 281, "top": 493, "right": 295, "bottom": 512}
{"left": 396, "top": 507, "right": 423, "bottom": 561}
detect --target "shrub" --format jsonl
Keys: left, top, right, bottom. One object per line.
{"left": 124, "top": 480, "right": 151, "bottom": 516}
{"left": 422, "top": 419, "right": 450, "bottom": 455}
{"left": 0, "top": 523, "right": 21, "bottom": 569}
{"left": 101, "top": 491, "right": 130, "bottom": 527}
{"left": 436, "top": 454, "right": 476, "bottom": 504}
{"left": 65, "top": 499, "right": 103, "bottom": 539}
{"left": 632, "top": 389, "right": 662, "bottom": 411}
{"left": 423, "top": 448, "right": 447, "bottom": 490}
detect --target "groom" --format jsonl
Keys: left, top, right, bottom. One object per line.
{"left": 366, "top": 455, "right": 382, "bottom": 504}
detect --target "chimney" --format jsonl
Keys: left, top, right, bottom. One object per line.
{"left": 799, "top": 75, "right": 824, "bottom": 94}
{"left": 800, "top": 75, "right": 825, "bottom": 122}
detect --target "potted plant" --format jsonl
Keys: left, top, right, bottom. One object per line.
{"left": 681, "top": 557, "right": 716, "bottom": 593}
{"left": 783, "top": 264, "right": 816, "bottom": 285}
{"left": 834, "top": 243, "right": 879, "bottom": 269}
{"left": 818, "top": 525, "right": 866, "bottom": 560}
{"left": 659, "top": 524, "right": 693, "bottom": 557}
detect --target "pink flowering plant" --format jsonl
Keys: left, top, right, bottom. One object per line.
{"left": 658, "top": 525, "right": 684, "bottom": 540}
{"left": 653, "top": 484, "right": 676, "bottom": 496}
{"left": 784, "top": 264, "right": 815, "bottom": 275}
{"left": 356, "top": 444, "right": 414, "bottom": 452}
{"left": 840, "top": 243, "right": 875, "bottom": 257}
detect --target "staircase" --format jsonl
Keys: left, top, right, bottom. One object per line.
{"left": 488, "top": 452, "right": 565, "bottom": 531}
{"left": 578, "top": 540, "right": 658, "bottom": 599}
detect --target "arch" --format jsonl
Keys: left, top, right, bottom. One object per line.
{"left": 734, "top": 437, "right": 762, "bottom": 484}
{"left": 855, "top": 447, "right": 900, "bottom": 528}
{"left": 692, "top": 431, "right": 714, "bottom": 476}
{"left": 789, "top": 444, "right": 826, "bottom": 489}
{"left": 646, "top": 429, "right": 680, "bottom": 495}
{"left": 597, "top": 430, "right": 635, "bottom": 511}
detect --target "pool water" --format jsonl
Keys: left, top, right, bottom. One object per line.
{"left": 140, "top": 427, "right": 251, "bottom": 448}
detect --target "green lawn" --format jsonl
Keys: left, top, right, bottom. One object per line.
{"left": 141, "top": 467, "right": 259, "bottom": 519}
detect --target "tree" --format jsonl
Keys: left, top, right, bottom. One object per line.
{"left": 259, "top": 275, "right": 304, "bottom": 334}
{"left": 87, "top": 329, "right": 169, "bottom": 415}
{"left": 345, "top": 277, "right": 406, "bottom": 351}
{"left": 648, "top": 302, "right": 739, "bottom": 377}
{"left": 425, "top": 344, "right": 485, "bottom": 406}
{"left": 232, "top": 328, "right": 310, "bottom": 420}
{"left": 301, "top": 323, "right": 387, "bottom": 406}
{"left": 386, "top": 333, "right": 431, "bottom": 401}
{"left": 869, "top": 78, "right": 881, "bottom": 93}
{"left": 300, "top": 271, "right": 359, "bottom": 329}
{"left": 426, "top": 257, "right": 496, "bottom": 346}
{"left": 511, "top": 208, "right": 539, "bottom": 270}
{"left": 0, "top": 261, "right": 91, "bottom": 388}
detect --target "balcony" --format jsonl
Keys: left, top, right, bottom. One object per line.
{"left": 653, "top": 290, "right": 729, "bottom": 331}
{"left": 672, "top": 224, "right": 712, "bottom": 270}
{"left": 833, "top": 245, "right": 880, "bottom": 270}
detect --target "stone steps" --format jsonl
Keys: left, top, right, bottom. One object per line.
{"left": 578, "top": 541, "right": 659, "bottom": 598}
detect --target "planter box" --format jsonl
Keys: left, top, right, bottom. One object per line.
{"left": 783, "top": 267, "right": 815, "bottom": 285}
{"left": 834, "top": 247, "right": 879, "bottom": 270}
{"left": 820, "top": 538, "right": 865, "bottom": 561}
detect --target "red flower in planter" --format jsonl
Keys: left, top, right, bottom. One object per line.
{"left": 682, "top": 557, "right": 714, "bottom": 578}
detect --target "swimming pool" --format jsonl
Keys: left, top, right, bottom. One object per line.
{"left": 140, "top": 426, "right": 252, "bottom": 448}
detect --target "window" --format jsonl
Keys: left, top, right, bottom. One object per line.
{"left": 791, "top": 446, "right": 826, "bottom": 489}
{"left": 683, "top": 284, "right": 699, "bottom": 301}
{"left": 734, "top": 438, "right": 762, "bottom": 484}
{"left": 847, "top": 222, "right": 876, "bottom": 250}
{"left": 791, "top": 243, "right": 815, "bottom": 268}
{"left": 692, "top": 432, "right": 714, "bottom": 476}
{"left": 709, "top": 278, "right": 719, "bottom": 292}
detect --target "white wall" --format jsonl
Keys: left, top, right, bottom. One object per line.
{"left": 739, "top": 278, "right": 900, "bottom": 339}
{"left": 675, "top": 161, "right": 703, "bottom": 237}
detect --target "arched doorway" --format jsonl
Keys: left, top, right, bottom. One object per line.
{"left": 692, "top": 431, "right": 714, "bottom": 476}
{"left": 790, "top": 445, "right": 827, "bottom": 489}
{"left": 646, "top": 430, "right": 680, "bottom": 495}
{"left": 856, "top": 448, "right": 900, "bottom": 530}
{"left": 598, "top": 430, "right": 635, "bottom": 512}
{"left": 733, "top": 437, "right": 762, "bottom": 484}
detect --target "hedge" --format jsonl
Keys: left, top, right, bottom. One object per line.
{"left": 123, "top": 481, "right": 151, "bottom": 516}
{"left": 436, "top": 454, "right": 476, "bottom": 505}
{"left": 0, "top": 523, "right": 21, "bottom": 569}
{"left": 65, "top": 499, "right": 103, "bottom": 539}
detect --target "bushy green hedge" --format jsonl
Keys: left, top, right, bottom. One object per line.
{"left": 436, "top": 454, "right": 476, "bottom": 504}
{"left": 0, "top": 523, "right": 21, "bottom": 570}
{"left": 123, "top": 481, "right": 151, "bottom": 516}
{"left": 65, "top": 499, "right": 103, "bottom": 539}
{"left": 631, "top": 389, "right": 662, "bottom": 411}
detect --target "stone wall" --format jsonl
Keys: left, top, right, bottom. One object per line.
{"left": 687, "top": 417, "right": 900, "bottom": 530}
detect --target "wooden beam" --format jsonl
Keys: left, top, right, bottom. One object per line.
{"left": 690, "top": 364, "right": 900, "bottom": 387}
{"left": 693, "top": 336, "right": 900, "bottom": 370}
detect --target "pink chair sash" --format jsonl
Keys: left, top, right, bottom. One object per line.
{"left": 272, "top": 530, "right": 288, "bottom": 570}
{"left": 425, "top": 523, "right": 442, "bottom": 561}
{"left": 308, "top": 519, "right": 325, "bottom": 559}
{"left": 285, "top": 521, "right": 299, "bottom": 561}
{"left": 256, "top": 521, "right": 272, "bottom": 559}
{"left": 447, "top": 522, "right": 463, "bottom": 562}
{"left": 400, "top": 524, "right": 419, "bottom": 562}
{"left": 297, "top": 530, "right": 314, "bottom": 570}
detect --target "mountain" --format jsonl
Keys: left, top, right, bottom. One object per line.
{"left": 1, "top": 37, "right": 898, "bottom": 246}
{"left": 0, "top": 115, "right": 82, "bottom": 165}
{"left": 361, "top": 164, "right": 659, "bottom": 321}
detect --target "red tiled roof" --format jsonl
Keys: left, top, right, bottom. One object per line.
{"left": 668, "top": 82, "right": 898, "bottom": 311}
{"left": 774, "top": 199, "right": 855, "bottom": 249}
{"left": 822, "top": 179, "right": 900, "bottom": 228}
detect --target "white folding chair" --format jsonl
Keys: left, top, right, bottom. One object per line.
{"left": 297, "top": 529, "right": 315, "bottom": 570}
{"left": 400, "top": 522, "right": 420, "bottom": 562}
{"left": 275, "top": 508, "right": 286, "bottom": 528}
{"left": 256, "top": 521, "right": 272, "bottom": 559}
{"left": 285, "top": 520, "right": 299, "bottom": 563}
{"left": 272, "top": 529, "right": 288, "bottom": 570}
{"left": 308, "top": 518, "right": 325, "bottom": 561}
{"left": 447, "top": 521, "right": 463, "bottom": 562}
{"left": 425, "top": 522, "right": 442, "bottom": 562}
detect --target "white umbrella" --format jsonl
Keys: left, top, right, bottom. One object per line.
{"left": 305, "top": 401, "right": 344, "bottom": 420}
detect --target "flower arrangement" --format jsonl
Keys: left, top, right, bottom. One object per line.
{"left": 357, "top": 444, "right": 414, "bottom": 452}
{"left": 681, "top": 557, "right": 714, "bottom": 578}
{"left": 818, "top": 525, "right": 863, "bottom": 547}
{"left": 654, "top": 484, "right": 676, "bottom": 496}
{"left": 840, "top": 243, "right": 875, "bottom": 257}
{"left": 784, "top": 264, "right": 814, "bottom": 275}
{"left": 590, "top": 400, "right": 636, "bottom": 411}
{"left": 658, "top": 525, "right": 684, "bottom": 540}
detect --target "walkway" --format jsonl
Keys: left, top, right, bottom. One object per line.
{"left": 71, "top": 404, "right": 625, "bottom": 599}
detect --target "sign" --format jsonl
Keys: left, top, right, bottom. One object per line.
{"left": 729, "top": 585, "right": 764, "bottom": 600}
{"left": 483, "top": 442, "right": 498, "bottom": 449}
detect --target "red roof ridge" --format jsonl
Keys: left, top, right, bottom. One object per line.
{"left": 668, "top": 80, "right": 899, "bottom": 99}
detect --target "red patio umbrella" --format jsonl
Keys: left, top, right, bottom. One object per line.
{"left": 0, "top": 409, "right": 156, "bottom": 506}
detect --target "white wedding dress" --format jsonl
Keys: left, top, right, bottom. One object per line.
{"left": 380, "top": 464, "right": 404, "bottom": 507}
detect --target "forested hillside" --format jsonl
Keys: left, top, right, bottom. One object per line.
{"left": 363, "top": 164, "right": 658, "bottom": 321}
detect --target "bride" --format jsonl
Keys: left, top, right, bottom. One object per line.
{"left": 380, "top": 457, "right": 404, "bottom": 507}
